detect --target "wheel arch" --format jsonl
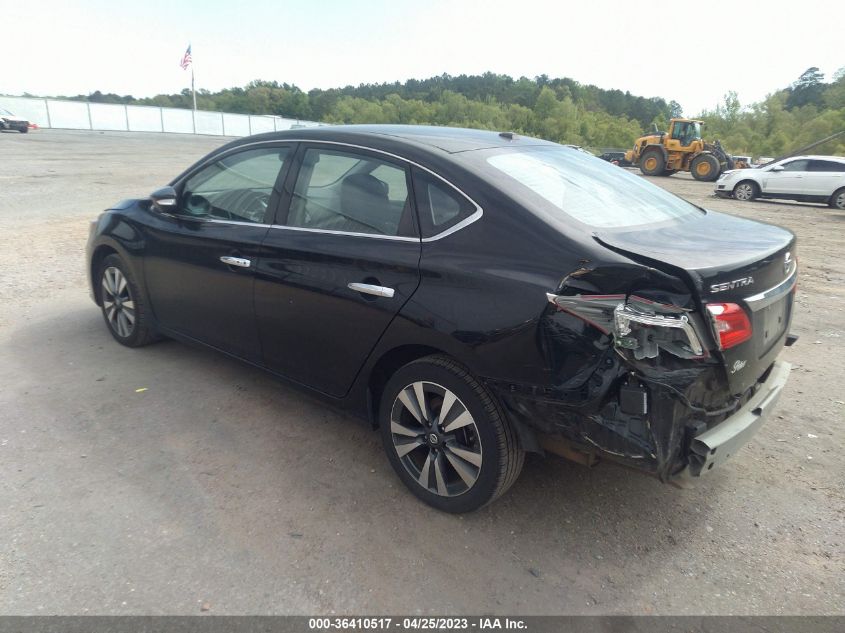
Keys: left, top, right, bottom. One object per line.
{"left": 366, "top": 344, "right": 450, "bottom": 428}
{"left": 89, "top": 236, "right": 146, "bottom": 307}
{"left": 364, "top": 342, "right": 542, "bottom": 453}
{"left": 90, "top": 244, "right": 120, "bottom": 305}
{"left": 830, "top": 186, "right": 845, "bottom": 209}
{"left": 640, "top": 144, "right": 668, "bottom": 162}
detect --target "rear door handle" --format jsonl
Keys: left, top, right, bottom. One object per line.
{"left": 220, "top": 256, "right": 251, "bottom": 268}
{"left": 348, "top": 282, "right": 395, "bottom": 298}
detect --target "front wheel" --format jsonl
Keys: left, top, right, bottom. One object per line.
{"left": 639, "top": 150, "right": 665, "bottom": 176}
{"left": 97, "top": 254, "right": 159, "bottom": 347}
{"left": 691, "top": 153, "right": 720, "bottom": 181}
{"left": 733, "top": 181, "right": 759, "bottom": 202}
{"left": 830, "top": 187, "right": 845, "bottom": 210}
{"left": 379, "top": 356, "right": 523, "bottom": 513}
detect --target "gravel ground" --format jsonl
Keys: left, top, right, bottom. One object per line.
{"left": 0, "top": 129, "right": 842, "bottom": 615}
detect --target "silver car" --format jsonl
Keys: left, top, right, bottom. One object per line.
{"left": 715, "top": 155, "right": 845, "bottom": 210}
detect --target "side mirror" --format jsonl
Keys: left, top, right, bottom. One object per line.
{"left": 150, "top": 186, "right": 178, "bottom": 211}
{"left": 771, "top": 165, "right": 784, "bottom": 172}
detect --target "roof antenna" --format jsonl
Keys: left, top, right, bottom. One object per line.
{"left": 499, "top": 131, "right": 515, "bottom": 140}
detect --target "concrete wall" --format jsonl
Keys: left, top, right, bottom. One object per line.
{"left": 0, "top": 95, "right": 320, "bottom": 137}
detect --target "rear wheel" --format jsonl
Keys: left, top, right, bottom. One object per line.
{"left": 639, "top": 150, "right": 665, "bottom": 176}
{"left": 97, "top": 254, "right": 159, "bottom": 347}
{"left": 733, "top": 181, "right": 759, "bottom": 202}
{"left": 830, "top": 187, "right": 845, "bottom": 210}
{"left": 691, "top": 154, "right": 720, "bottom": 181}
{"left": 379, "top": 355, "right": 523, "bottom": 513}
{"left": 19, "top": 126, "right": 28, "bottom": 134}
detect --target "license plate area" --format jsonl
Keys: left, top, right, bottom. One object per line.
{"left": 758, "top": 296, "right": 789, "bottom": 356}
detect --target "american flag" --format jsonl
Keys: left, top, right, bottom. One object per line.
{"left": 180, "top": 44, "right": 192, "bottom": 70}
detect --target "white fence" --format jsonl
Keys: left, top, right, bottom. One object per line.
{"left": 0, "top": 95, "right": 321, "bottom": 137}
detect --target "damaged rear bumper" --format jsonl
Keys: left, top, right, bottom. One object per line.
{"left": 678, "top": 360, "right": 791, "bottom": 479}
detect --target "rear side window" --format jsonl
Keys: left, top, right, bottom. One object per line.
{"left": 483, "top": 146, "right": 701, "bottom": 229}
{"left": 286, "top": 148, "right": 415, "bottom": 237}
{"left": 412, "top": 168, "right": 477, "bottom": 238}
{"left": 808, "top": 160, "right": 845, "bottom": 172}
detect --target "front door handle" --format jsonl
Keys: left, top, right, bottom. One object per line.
{"left": 348, "top": 282, "right": 395, "bottom": 298}
{"left": 220, "top": 256, "right": 251, "bottom": 268}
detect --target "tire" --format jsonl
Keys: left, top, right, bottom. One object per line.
{"left": 19, "top": 126, "right": 28, "bottom": 134}
{"left": 639, "top": 150, "right": 665, "bottom": 176}
{"left": 97, "top": 254, "right": 159, "bottom": 347}
{"left": 378, "top": 355, "right": 524, "bottom": 513}
{"left": 733, "top": 181, "right": 759, "bottom": 202}
{"left": 830, "top": 187, "right": 845, "bottom": 210}
{"left": 691, "top": 153, "right": 720, "bottom": 181}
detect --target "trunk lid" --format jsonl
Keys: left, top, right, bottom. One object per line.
{"left": 595, "top": 211, "right": 796, "bottom": 395}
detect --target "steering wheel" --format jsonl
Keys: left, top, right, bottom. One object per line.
{"left": 241, "top": 191, "right": 270, "bottom": 221}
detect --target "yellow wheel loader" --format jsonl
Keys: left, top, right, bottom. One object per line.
{"left": 624, "top": 118, "right": 735, "bottom": 182}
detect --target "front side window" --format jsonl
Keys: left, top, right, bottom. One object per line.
{"left": 779, "top": 159, "right": 809, "bottom": 172}
{"left": 180, "top": 147, "right": 289, "bottom": 223}
{"left": 286, "top": 148, "right": 414, "bottom": 237}
{"left": 483, "top": 145, "right": 702, "bottom": 230}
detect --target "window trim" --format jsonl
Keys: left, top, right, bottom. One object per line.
{"left": 175, "top": 138, "right": 483, "bottom": 241}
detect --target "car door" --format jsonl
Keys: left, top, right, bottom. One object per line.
{"left": 760, "top": 158, "right": 809, "bottom": 195}
{"left": 254, "top": 144, "right": 421, "bottom": 397}
{"left": 805, "top": 159, "right": 845, "bottom": 197}
{"left": 143, "top": 144, "right": 293, "bottom": 362}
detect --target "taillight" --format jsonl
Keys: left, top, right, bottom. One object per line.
{"left": 706, "top": 303, "right": 752, "bottom": 349}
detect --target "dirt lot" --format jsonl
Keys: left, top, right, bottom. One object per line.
{"left": 0, "top": 130, "right": 842, "bottom": 615}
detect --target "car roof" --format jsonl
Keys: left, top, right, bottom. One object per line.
{"left": 232, "top": 124, "right": 556, "bottom": 155}
{"left": 782, "top": 155, "right": 845, "bottom": 162}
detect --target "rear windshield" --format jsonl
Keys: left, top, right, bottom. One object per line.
{"left": 483, "top": 145, "right": 702, "bottom": 229}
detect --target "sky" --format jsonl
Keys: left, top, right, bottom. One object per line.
{"left": 1, "top": 0, "right": 843, "bottom": 116}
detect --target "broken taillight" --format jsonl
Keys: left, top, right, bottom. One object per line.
{"left": 706, "top": 303, "right": 752, "bottom": 349}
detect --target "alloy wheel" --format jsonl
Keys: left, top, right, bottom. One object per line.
{"left": 390, "top": 381, "right": 483, "bottom": 497}
{"left": 836, "top": 191, "right": 845, "bottom": 210}
{"left": 735, "top": 183, "right": 754, "bottom": 201}
{"left": 101, "top": 266, "right": 136, "bottom": 338}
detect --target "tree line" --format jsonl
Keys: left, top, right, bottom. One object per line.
{"left": 32, "top": 68, "right": 845, "bottom": 158}
{"left": 699, "top": 67, "right": 845, "bottom": 157}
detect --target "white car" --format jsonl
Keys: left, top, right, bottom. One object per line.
{"left": 715, "top": 155, "right": 845, "bottom": 210}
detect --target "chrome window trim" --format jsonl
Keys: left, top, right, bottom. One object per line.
{"left": 177, "top": 138, "right": 484, "bottom": 241}
{"left": 268, "top": 224, "right": 420, "bottom": 242}
{"left": 744, "top": 265, "right": 798, "bottom": 312}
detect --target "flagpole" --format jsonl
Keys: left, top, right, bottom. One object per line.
{"left": 190, "top": 45, "right": 197, "bottom": 133}
{"left": 191, "top": 64, "right": 197, "bottom": 113}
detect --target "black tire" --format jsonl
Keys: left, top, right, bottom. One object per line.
{"left": 378, "top": 355, "right": 523, "bottom": 513}
{"left": 691, "top": 153, "right": 720, "bottom": 181}
{"left": 732, "top": 180, "right": 759, "bottom": 202}
{"left": 97, "top": 254, "right": 159, "bottom": 347}
{"left": 639, "top": 149, "right": 665, "bottom": 176}
{"left": 830, "top": 187, "right": 845, "bottom": 210}
{"left": 19, "top": 126, "right": 28, "bottom": 134}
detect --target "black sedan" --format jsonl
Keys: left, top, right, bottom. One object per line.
{"left": 87, "top": 125, "right": 797, "bottom": 512}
